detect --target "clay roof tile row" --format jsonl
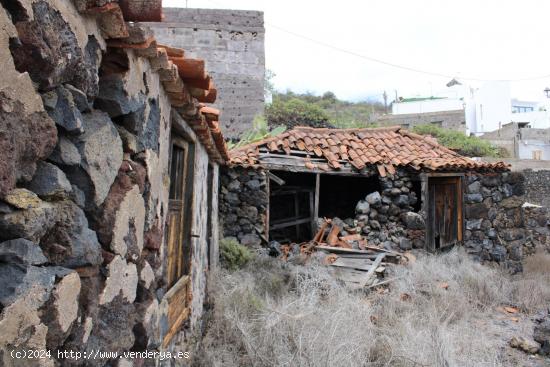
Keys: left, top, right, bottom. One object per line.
{"left": 77, "top": 0, "right": 228, "bottom": 163}
{"left": 230, "top": 126, "right": 508, "bottom": 175}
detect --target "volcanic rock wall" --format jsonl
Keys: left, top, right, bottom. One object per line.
{"left": 463, "top": 172, "right": 538, "bottom": 272}
{"left": 0, "top": 1, "right": 219, "bottom": 365}
{"left": 219, "top": 166, "right": 268, "bottom": 247}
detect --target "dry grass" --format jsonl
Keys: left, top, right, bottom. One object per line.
{"left": 195, "top": 249, "right": 550, "bottom": 367}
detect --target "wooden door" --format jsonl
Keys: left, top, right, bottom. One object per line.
{"left": 163, "top": 136, "right": 193, "bottom": 347}
{"left": 427, "top": 176, "right": 463, "bottom": 251}
{"left": 167, "top": 138, "right": 190, "bottom": 288}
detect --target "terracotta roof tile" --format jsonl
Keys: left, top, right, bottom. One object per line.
{"left": 230, "top": 126, "right": 509, "bottom": 173}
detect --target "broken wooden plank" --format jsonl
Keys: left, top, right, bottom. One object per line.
{"left": 317, "top": 245, "right": 377, "bottom": 255}
{"left": 330, "top": 257, "right": 373, "bottom": 271}
{"left": 340, "top": 234, "right": 362, "bottom": 242}
{"left": 268, "top": 172, "right": 286, "bottom": 185}
{"left": 362, "top": 253, "right": 386, "bottom": 287}
{"left": 328, "top": 266, "right": 371, "bottom": 284}
{"left": 326, "top": 225, "right": 341, "bottom": 246}
{"left": 313, "top": 220, "right": 328, "bottom": 242}
{"left": 366, "top": 276, "right": 403, "bottom": 289}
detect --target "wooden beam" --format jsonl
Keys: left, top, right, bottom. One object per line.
{"left": 362, "top": 253, "right": 386, "bottom": 287}
{"left": 268, "top": 172, "right": 286, "bottom": 185}
{"left": 314, "top": 173, "right": 320, "bottom": 226}
{"left": 270, "top": 217, "right": 311, "bottom": 230}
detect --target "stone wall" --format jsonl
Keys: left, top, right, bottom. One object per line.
{"left": 463, "top": 172, "right": 531, "bottom": 272}
{"left": 375, "top": 109, "right": 466, "bottom": 133}
{"left": 219, "top": 167, "right": 268, "bottom": 247}
{"left": 146, "top": 8, "right": 266, "bottom": 139}
{"left": 523, "top": 169, "right": 550, "bottom": 208}
{"left": 0, "top": 1, "right": 220, "bottom": 365}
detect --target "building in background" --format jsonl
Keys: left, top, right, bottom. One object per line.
{"left": 146, "top": 8, "right": 266, "bottom": 139}
{"left": 481, "top": 123, "right": 550, "bottom": 160}
{"left": 390, "top": 80, "right": 550, "bottom": 135}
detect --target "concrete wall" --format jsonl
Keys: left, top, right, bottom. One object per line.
{"left": 146, "top": 8, "right": 266, "bottom": 139}
{"left": 376, "top": 109, "right": 466, "bottom": 132}
{"left": 0, "top": 1, "right": 220, "bottom": 365}
{"left": 392, "top": 98, "right": 464, "bottom": 114}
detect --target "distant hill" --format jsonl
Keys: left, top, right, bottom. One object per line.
{"left": 267, "top": 91, "right": 385, "bottom": 129}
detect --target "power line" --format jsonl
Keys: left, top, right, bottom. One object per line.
{"left": 197, "top": 0, "right": 550, "bottom": 83}
{"left": 266, "top": 23, "right": 550, "bottom": 83}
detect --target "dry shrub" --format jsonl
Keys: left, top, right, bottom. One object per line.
{"left": 509, "top": 251, "right": 550, "bottom": 313}
{"left": 195, "top": 249, "right": 550, "bottom": 367}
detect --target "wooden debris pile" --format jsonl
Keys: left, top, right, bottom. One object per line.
{"left": 276, "top": 219, "right": 406, "bottom": 289}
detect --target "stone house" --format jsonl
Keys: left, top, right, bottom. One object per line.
{"left": 0, "top": 0, "right": 229, "bottom": 365}
{"left": 220, "top": 126, "right": 541, "bottom": 271}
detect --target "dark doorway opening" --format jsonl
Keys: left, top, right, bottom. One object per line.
{"left": 268, "top": 171, "right": 316, "bottom": 243}
{"left": 318, "top": 174, "right": 380, "bottom": 219}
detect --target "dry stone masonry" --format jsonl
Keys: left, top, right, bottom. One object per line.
{"left": 219, "top": 167, "right": 268, "bottom": 247}
{"left": 0, "top": 0, "right": 224, "bottom": 365}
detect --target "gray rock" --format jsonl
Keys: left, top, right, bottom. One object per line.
{"left": 42, "top": 86, "right": 84, "bottom": 134}
{"left": 49, "top": 136, "right": 82, "bottom": 166}
{"left": 481, "top": 175, "right": 501, "bottom": 187}
{"left": 378, "top": 215, "right": 388, "bottom": 223}
{"left": 370, "top": 220, "right": 381, "bottom": 230}
{"left": 389, "top": 188, "right": 401, "bottom": 196}
{"left": 393, "top": 180, "right": 403, "bottom": 188}
{"left": 502, "top": 183, "right": 513, "bottom": 198}
{"left": 508, "top": 244, "right": 523, "bottom": 261}
{"left": 466, "top": 193, "right": 483, "bottom": 203}
{"left": 369, "top": 209, "right": 378, "bottom": 219}
{"left": 500, "top": 197, "right": 523, "bottom": 209}
{"left": 227, "top": 180, "right": 240, "bottom": 192}
{"left": 399, "top": 238, "right": 412, "bottom": 250}
{"left": 0, "top": 198, "right": 58, "bottom": 242}
{"left": 491, "top": 191, "right": 502, "bottom": 203}
{"left": 501, "top": 228, "right": 525, "bottom": 241}
{"left": 239, "top": 233, "right": 262, "bottom": 247}
{"left": 468, "top": 181, "right": 481, "bottom": 194}
{"left": 394, "top": 195, "right": 409, "bottom": 207}
{"left": 246, "top": 179, "right": 261, "bottom": 190}
{"left": 466, "top": 219, "right": 483, "bottom": 230}
{"left": 381, "top": 195, "right": 392, "bottom": 204}
{"left": 66, "top": 110, "right": 123, "bottom": 208}
{"left": 402, "top": 212, "right": 425, "bottom": 229}
{"left": 115, "top": 125, "right": 138, "bottom": 154}
{"left": 355, "top": 200, "right": 370, "bottom": 214}
{"left": 481, "top": 187, "right": 492, "bottom": 198}
{"left": 65, "top": 84, "right": 91, "bottom": 112}
{"left": 269, "top": 241, "right": 281, "bottom": 257}
{"left": 42, "top": 201, "right": 103, "bottom": 268}
{"left": 95, "top": 74, "right": 145, "bottom": 117}
{"left": 490, "top": 245, "right": 507, "bottom": 262}
{"left": 26, "top": 161, "right": 72, "bottom": 199}
{"left": 119, "top": 97, "right": 160, "bottom": 153}
{"left": 378, "top": 205, "right": 389, "bottom": 214}
{"left": 226, "top": 192, "right": 240, "bottom": 205}
{"left": 0, "top": 238, "right": 48, "bottom": 265}
{"left": 366, "top": 192, "right": 382, "bottom": 206}
{"left": 465, "top": 203, "right": 489, "bottom": 219}
{"left": 534, "top": 319, "right": 550, "bottom": 356}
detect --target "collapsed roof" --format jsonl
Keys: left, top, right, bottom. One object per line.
{"left": 230, "top": 126, "right": 508, "bottom": 175}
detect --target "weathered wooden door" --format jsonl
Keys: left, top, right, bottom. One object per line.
{"left": 167, "top": 137, "right": 190, "bottom": 287}
{"left": 427, "top": 176, "right": 463, "bottom": 251}
{"left": 163, "top": 136, "right": 193, "bottom": 347}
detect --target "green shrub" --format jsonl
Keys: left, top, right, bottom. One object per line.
{"left": 266, "top": 97, "right": 332, "bottom": 129}
{"left": 220, "top": 237, "right": 254, "bottom": 271}
{"left": 412, "top": 124, "right": 501, "bottom": 157}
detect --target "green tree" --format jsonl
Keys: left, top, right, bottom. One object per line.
{"left": 265, "top": 97, "right": 332, "bottom": 129}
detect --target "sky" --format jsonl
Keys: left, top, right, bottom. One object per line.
{"left": 163, "top": 0, "right": 550, "bottom": 103}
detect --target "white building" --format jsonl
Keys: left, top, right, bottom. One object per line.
{"left": 392, "top": 81, "right": 550, "bottom": 135}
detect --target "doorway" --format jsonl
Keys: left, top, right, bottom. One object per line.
{"left": 426, "top": 175, "right": 463, "bottom": 251}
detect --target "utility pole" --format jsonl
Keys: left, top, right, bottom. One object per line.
{"left": 383, "top": 91, "right": 388, "bottom": 114}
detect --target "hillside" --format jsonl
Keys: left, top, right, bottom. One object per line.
{"left": 267, "top": 91, "right": 385, "bottom": 129}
